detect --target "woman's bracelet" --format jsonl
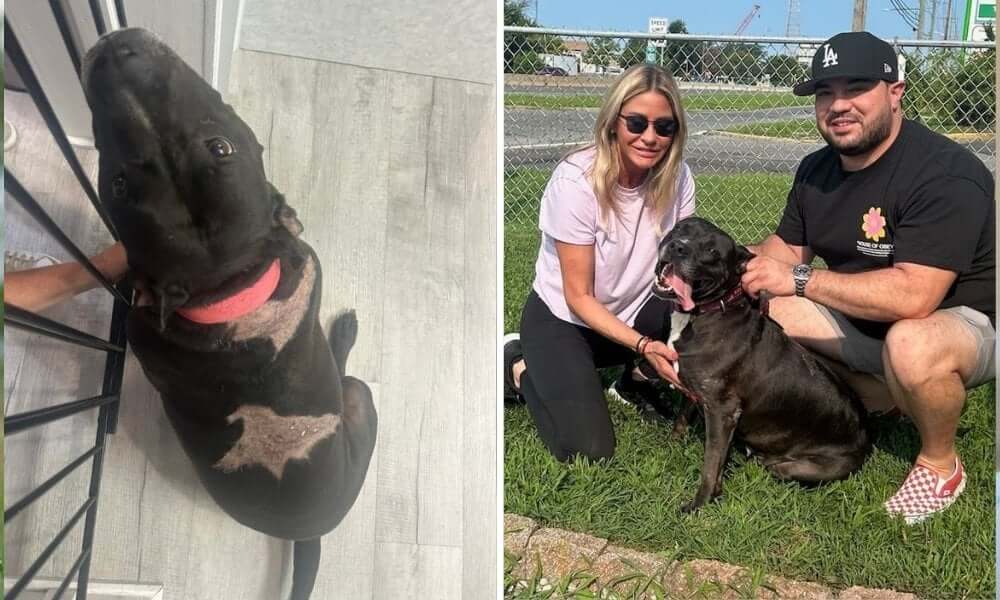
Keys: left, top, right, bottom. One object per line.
{"left": 634, "top": 335, "right": 650, "bottom": 355}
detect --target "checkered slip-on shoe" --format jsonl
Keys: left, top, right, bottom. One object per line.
{"left": 884, "top": 457, "right": 966, "bottom": 525}
{"left": 503, "top": 333, "right": 524, "bottom": 402}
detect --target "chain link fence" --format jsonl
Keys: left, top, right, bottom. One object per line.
{"left": 504, "top": 28, "right": 996, "bottom": 243}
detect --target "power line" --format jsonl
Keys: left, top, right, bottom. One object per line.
{"left": 888, "top": 0, "right": 919, "bottom": 31}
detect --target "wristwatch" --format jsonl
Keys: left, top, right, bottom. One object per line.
{"left": 792, "top": 264, "right": 813, "bottom": 297}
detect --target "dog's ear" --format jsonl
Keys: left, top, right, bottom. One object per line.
{"left": 269, "top": 182, "right": 303, "bottom": 237}
{"left": 735, "top": 245, "right": 755, "bottom": 274}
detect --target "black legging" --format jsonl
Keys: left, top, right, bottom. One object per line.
{"left": 518, "top": 290, "right": 671, "bottom": 461}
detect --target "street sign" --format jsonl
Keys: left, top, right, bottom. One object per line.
{"left": 649, "top": 17, "right": 669, "bottom": 48}
{"left": 963, "top": 0, "right": 995, "bottom": 41}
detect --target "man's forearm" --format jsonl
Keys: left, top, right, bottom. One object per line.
{"left": 750, "top": 234, "right": 807, "bottom": 265}
{"left": 805, "top": 267, "right": 938, "bottom": 321}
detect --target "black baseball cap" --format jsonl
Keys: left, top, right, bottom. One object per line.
{"left": 793, "top": 31, "right": 899, "bottom": 96}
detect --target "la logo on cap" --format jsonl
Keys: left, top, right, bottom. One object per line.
{"left": 822, "top": 44, "right": 839, "bottom": 68}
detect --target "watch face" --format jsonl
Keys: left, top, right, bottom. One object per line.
{"left": 793, "top": 265, "right": 811, "bottom": 278}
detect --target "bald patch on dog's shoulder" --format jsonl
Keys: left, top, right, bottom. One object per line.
{"left": 214, "top": 405, "right": 340, "bottom": 479}
{"left": 229, "top": 254, "right": 315, "bottom": 355}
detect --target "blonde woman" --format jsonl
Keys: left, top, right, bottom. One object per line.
{"left": 504, "top": 64, "right": 695, "bottom": 461}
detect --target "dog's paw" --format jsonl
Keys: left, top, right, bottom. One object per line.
{"left": 680, "top": 500, "right": 701, "bottom": 514}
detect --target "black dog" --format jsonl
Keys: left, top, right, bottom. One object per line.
{"left": 651, "top": 217, "right": 870, "bottom": 513}
{"left": 82, "top": 29, "right": 377, "bottom": 599}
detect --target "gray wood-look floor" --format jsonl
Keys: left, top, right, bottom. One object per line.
{"left": 5, "top": 25, "right": 497, "bottom": 600}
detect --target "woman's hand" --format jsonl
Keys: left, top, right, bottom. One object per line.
{"left": 642, "top": 339, "right": 687, "bottom": 392}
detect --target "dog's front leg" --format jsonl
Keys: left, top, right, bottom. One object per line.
{"left": 681, "top": 401, "right": 740, "bottom": 513}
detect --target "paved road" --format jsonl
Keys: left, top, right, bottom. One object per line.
{"left": 506, "top": 131, "right": 822, "bottom": 174}
{"left": 505, "top": 106, "right": 812, "bottom": 147}
{"left": 505, "top": 106, "right": 995, "bottom": 174}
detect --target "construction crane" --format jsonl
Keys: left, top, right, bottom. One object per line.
{"left": 734, "top": 4, "right": 761, "bottom": 35}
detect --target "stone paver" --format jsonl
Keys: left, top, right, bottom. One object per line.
{"left": 504, "top": 513, "right": 922, "bottom": 599}
{"left": 513, "top": 526, "right": 609, "bottom": 581}
{"left": 668, "top": 558, "right": 831, "bottom": 599}
{"left": 839, "top": 586, "right": 918, "bottom": 600}
{"left": 503, "top": 513, "right": 538, "bottom": 556}
{"left": 589, "top": 543, "right": 672, "bottom": 582}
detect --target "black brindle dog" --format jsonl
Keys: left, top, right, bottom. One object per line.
{"left": 650, "top": 217, "right": 870, "bottom": 512}
{"left": 83, "top": 28, "right": 377, "bottom": 600}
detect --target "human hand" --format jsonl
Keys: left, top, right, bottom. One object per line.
{"left": 92, "top": 242, "right": 129, "bottom": 282}
{"left": 741, "top": 255, "right": 794, "bottom": 298}
{"left": 642, "top": 339, "right": 686, "bottom": 391}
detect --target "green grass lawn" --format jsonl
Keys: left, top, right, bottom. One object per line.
{"left": 723, "top": 119, "right": 822, "bottom": 141}
{"left": 506, "top": 91, "right": 810, "bottom": 112}
{"left": 503, "top": 170, "right": 996, "bottom": 598}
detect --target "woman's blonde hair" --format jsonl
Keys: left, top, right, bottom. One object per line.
{"left": 583, "top": 63, "right": 687, "bottom": 230}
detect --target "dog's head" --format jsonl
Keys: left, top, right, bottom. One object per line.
{"left": 82, "top": 28, "right": 301, "bottom": 319}
{"left": 652, "top": 217, "right": 752, "bottom": 311}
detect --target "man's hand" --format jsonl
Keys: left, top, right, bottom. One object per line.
{"left": 642, "top": 340, "right": 687, "bottom": 392}
{"left": 741, "top": 255, "right": 795, "bottom": 298}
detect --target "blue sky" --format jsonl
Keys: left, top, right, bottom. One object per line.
{"left": 531, "top": 0, "right": 968, "bottom": 40}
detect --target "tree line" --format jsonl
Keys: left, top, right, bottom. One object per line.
{"left": 503, "top": 1, "right": 806, "bottom": 86}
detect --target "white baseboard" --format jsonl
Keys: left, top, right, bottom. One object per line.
{"left": 4, "top": 578, "right": 164, "bottom": 600}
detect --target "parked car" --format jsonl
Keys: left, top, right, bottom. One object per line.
{"left": 535, "top": 66, "right": 568, "bottom": 76}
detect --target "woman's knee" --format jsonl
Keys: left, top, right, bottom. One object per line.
{"left": 555, "top": 425, "right": 616, "bottom": 462}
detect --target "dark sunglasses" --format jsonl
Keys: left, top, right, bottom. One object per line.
{"left": 618, "top": 114, "right": 678, "bottom": 137}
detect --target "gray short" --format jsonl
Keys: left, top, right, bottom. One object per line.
{"left": 813, "top": 304, "right": 995, "bottom": 388}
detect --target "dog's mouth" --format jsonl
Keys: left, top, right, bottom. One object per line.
{"left": 652, "top": 263, "right": 695, "bottom": 311}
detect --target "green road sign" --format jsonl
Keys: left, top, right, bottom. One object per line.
{"left": 963, "top": 0, "right": 995, "bottom": 40}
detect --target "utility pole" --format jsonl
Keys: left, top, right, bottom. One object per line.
{"left": 929, "top": 0, "right": 938, "bottom": 39}
{"left": 852, "top": 0, "right": 867, "bottom": 31}
{"left": 916, "top": 0, "right": 927, "bottom": 39}
{"left": 943, "top": 0, "right": 953, "bottom": 39}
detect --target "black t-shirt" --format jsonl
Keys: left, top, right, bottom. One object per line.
{"left": 777, "top": 119, "right": 995, "bottom": 338}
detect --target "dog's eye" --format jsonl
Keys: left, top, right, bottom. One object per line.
{"left": 207, "top": 137, "right": 235, "bottom": 158}
{"left": 112, "top": 174, "right": 127, "bottom": 199}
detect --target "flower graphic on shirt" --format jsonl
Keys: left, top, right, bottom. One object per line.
{"left": 861, "top": 207, "right": 886, "bottom": 242}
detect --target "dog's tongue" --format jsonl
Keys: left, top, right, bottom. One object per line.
{"left": 176, "top": 259, "right": 281, "bottom": 324}
{"left": 664, "top": 271, "right": 695, "bottom": 311}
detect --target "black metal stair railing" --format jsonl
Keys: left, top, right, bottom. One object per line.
{"left": 4, "top": 2, "right": 131, "bottom": 599}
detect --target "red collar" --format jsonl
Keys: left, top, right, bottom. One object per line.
{"left": 679, "top": 285, "right": 748, "bottom": 315}
{"left": 176, "top": 259, "right": 281, "bottom": 324}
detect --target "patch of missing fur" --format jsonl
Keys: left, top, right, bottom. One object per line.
{"left": 228, "top": 254, "right": 315, "bottom": 355}
{"left": 214, "top": 405, "right": 340, "bottom": 479}
{"left": 668, "top": 312, "right": 691, "bottom": 375}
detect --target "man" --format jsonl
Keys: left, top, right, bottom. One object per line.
{"left": 741, "top": 31, "right": 995, "bottom": 524}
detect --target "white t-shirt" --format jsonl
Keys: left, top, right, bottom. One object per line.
{"left": 532, "top": 147, "right": 696, "bottom": 327}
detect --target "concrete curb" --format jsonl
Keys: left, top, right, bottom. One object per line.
{"left": 504, "top": 514, "right": 919, "bottom": 599}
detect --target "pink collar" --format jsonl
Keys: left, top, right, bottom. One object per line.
{"left": 177, "top": 259, "right": 281, "bottom": 324}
